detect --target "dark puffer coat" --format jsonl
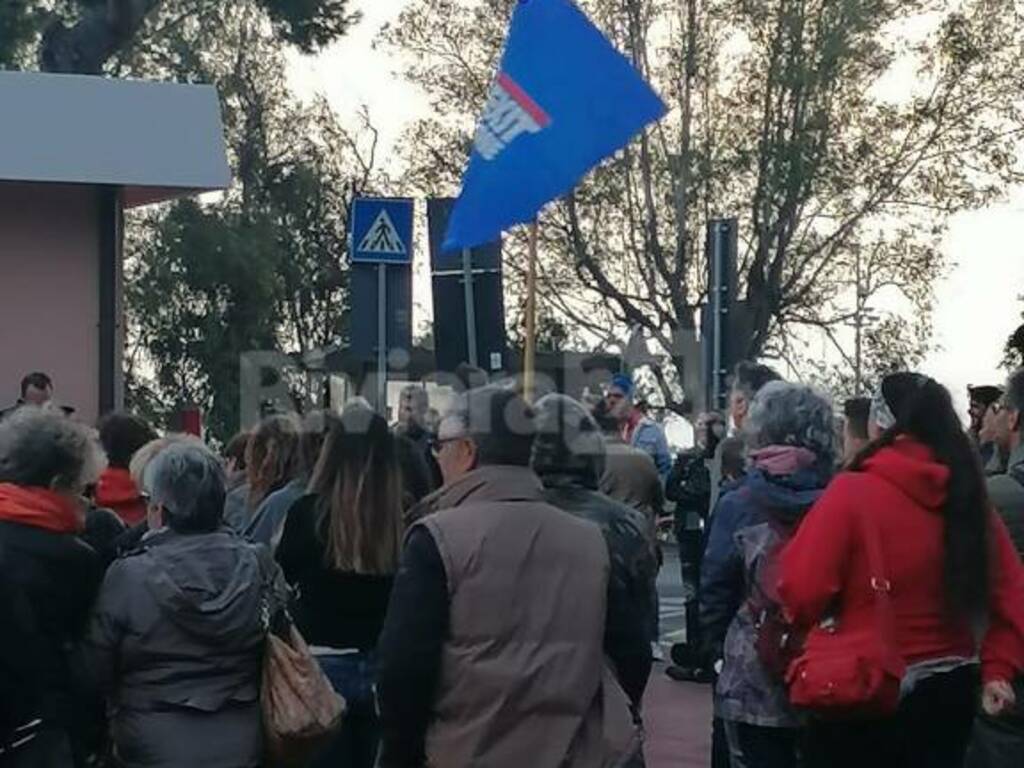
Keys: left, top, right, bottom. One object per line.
{"left": 0, "top": 518, "right": 101, "bottom": 758}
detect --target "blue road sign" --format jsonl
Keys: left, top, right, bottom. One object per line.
{"left": 349, "top": 262, "right": 412, "bottom": 363}
{"left": 351, "top": 198, "right": 414, "bottom": 264}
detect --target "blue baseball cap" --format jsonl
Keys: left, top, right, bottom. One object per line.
{"left": 610, "top": 373, "right": 635, "bottom": 399}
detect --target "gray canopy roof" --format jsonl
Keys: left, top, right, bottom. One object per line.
{"left": 0, "top": 71, "right": 230, "bottom": 207}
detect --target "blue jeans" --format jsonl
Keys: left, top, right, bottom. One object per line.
{"left": 313, "top": 653, "right": 379, "bottom": 768}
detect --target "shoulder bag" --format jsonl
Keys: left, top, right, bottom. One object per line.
{"left": 785, "top": 509, "right": 906, "bottom": 718}
{"left": 257, "top": 549, "right": 346, "bottom": 767}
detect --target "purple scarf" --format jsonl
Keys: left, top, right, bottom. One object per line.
{"left": 749, "top": 446, "right": 818, "bottom": 476}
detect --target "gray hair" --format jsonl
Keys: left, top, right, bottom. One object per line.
{"left": 0, "top": 407, "right": 105, "bottom": 492}
{"left": 130, "top": 434, "right": 204, "bottom": 494}
{"left": 440, "top": 385, "right": 536, "bottom": 467}
{"left": 147, "top": 442, "right": 226, "bottom": 533}
{"left": 745, "top": 381, "right": 836, "bottom": 461}
{"left": 1005, "top": 368, "right": 1024, "bottom": 416}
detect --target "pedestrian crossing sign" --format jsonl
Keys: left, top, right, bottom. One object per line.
{"left": 351, "top": 197, "right": 414, "bottom": 264}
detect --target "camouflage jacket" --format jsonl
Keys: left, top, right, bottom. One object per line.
{"left": 705, "top": 468, "right": 827, "bottom": 727}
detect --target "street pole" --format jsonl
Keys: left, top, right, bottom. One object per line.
{"left": 377, "top": 263, "right": 387, "bottom": 415}
{"left": 462, "top": 247, "right": 478, "bottom": 368}
{"left": 854, "top": 248, "right": 863, "bottom": 396}
{"left": 523, "top": 220, "right": 539, "bottom": 402}
{"left": 712, "top": 222, "right": 724, "bottom": 411}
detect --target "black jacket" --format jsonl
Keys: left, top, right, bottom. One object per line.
{"left": 82, "top": 505, "right": 129, "bottom": 570}
{"left": 539, "top": 475, "right": 656, "bottom": 704}
{"left": 395, "top": 424, "right": 443, "bottom": 491}
{"left": 0, "top": 520, "right": 101, "bottom": 740}
{"left": 0, "top": 562, "right": 44, "bottom": 747}
{"left": 276, "top": 494, "right": 395, "bottom": 652}
{"left": 665, "top": 448, "right": 713, "bottom": 519}
{"left": 395, "top": 434, "right": 438, "bottom": 511}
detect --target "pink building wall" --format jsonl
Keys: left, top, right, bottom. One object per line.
{"left": 0, "top": 182, "right": 102, "bottom": 424}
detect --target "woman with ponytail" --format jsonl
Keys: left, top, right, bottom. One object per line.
{"left": 780, "top": 372, "right": 1024, "bottom": 768}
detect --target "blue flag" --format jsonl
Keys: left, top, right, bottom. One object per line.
{"left": 442, "top": 0, "right": 667, "bottom": 251}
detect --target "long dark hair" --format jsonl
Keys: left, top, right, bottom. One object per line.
{"left": 850, "top": 373, "right": 990, "bottom": 621}
{"left": 308, "top": 405, "right": 403, "bottom": 575}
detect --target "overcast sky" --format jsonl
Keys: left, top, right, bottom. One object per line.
{"left": 286, "top": 0, "right": 1024, "bottom": 417}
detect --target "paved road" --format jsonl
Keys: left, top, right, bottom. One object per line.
{"left": 643, "top": 669, "right": 713, "bottom": 768}
{"left": 657, "top": 543, "right": 688, "bottom": 649}
{"left": 645, "top": 542, "right": 714, "bottom": 767}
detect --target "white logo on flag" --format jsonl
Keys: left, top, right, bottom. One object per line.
{"left": 474, "top": 73, "right": 552, "bottom": 161}
{"left": 358, "top": 210, "right": 407, "bottom": 255}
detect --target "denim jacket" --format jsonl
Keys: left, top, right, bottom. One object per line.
{"left": 630, "top": 420, "right": 671, "bottom": 478}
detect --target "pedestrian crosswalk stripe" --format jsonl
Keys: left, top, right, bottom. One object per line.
{"left": 358, "top": 210, "right": 408, "bottom": 255}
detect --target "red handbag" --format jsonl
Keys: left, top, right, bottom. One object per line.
{"left": 786, "top": 509, "right": 906, "bottom": 718}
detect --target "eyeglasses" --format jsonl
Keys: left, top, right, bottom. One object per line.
{"left": 430, "top": 436, "right": 466, "bottom": 456}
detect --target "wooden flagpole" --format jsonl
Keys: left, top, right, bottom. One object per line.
{"left": 523, "top": 219, "right": 539, "bottom": 402}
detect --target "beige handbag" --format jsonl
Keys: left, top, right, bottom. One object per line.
{"left": 262, "top": 622, "right": 346, "bottom": 767}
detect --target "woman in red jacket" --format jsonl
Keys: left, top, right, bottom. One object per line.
{"left": 95, "top": 412, "right": 158, "bottom": 526}
{"left": 780, "top": 372, "right": 1024, "bottom": 768}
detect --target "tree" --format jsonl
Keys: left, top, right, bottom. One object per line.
{"left": 119, "top": 3, "right": 381, "bottom": 441}
{"left": 0, "top": 1, "right": 44, "bottom": 67}
{"left": 1005, "top": 299, "right": 1024, "bottom": 370}
{"left": 0, "top": 0, "right": 357, "bottom": 73}
{"left": 384, "top": 0, "right": 1023, "bottom": 410}
{"left": 0, "top": 1, "right": 374, "bottom": 440}
{"left": 126, "top": 202, "right": 283, "bottom": 440}
{"left": 508, "top": 303, "right": 574, "bottom": 354}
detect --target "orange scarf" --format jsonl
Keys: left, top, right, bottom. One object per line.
{"left": 0, "top": 483, "right": 83, "bottom": 533}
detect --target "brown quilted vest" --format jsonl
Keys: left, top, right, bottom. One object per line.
{"left": 417, "top": 465, "right": 635, "bottom": 767}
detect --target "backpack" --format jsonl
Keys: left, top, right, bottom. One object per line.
{"left": 747, "top": 531, "right": 806, "bottom": 681}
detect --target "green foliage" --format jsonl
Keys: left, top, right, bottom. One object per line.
{"left": 127, "top": 202, "right": 282, "bottom": 440}
{"left": 261, "top": 0, "right": 359, "bottom": 53}
{"left": 0, "top": 1, "right": 43, "bottom": 68}
{"left": 111, "top": 2, "right": 377, "bottom": 441}
{"left": 507, "top": 304, "right": 573, "bottom": 354}
{"left": 27, "top": 0, "right": 355, "bottom": 73}
{"left": 1, "top": 0, "right": 365, "bottom": 440}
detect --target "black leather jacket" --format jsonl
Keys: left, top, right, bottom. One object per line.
{"left": 540, "top": 473, "right": 656, "bottom": 706}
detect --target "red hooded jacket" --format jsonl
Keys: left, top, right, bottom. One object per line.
{"left": 94, "top": 467, "right": 147, "bottom": 527}
{"left": 780, "top": 438, "right": 1024, "bottom": 684}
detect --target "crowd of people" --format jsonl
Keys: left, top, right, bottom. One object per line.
{"left": 1, "top": 363, "right": 1024, "bottom": 768}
